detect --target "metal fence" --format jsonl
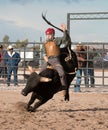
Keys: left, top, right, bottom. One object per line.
{"left": 0, "top": 42, "right": 108, "bottom": 88}
{"left": 71, "top": 42, "right": 108, "bottom": 87}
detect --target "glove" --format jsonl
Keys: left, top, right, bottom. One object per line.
{"left": 47, "top": 62, "right": 51, "bottom": 66}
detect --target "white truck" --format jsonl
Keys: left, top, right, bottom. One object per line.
{"left": 17, "top": 49, "right": 39, "bottom": 67}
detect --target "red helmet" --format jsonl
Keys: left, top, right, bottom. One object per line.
{"left": 45, "top": 28, "right": 55, "bottom": 35}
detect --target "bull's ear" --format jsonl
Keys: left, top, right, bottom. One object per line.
{"left": 23, "top": 74, "right": 30, "bottom": 79}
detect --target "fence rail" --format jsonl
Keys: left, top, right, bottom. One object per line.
{"left": 0, "top": 42, "right": 108, "bottom": 88}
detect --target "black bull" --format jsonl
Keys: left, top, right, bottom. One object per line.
{"left": 21, "top": 47, "right": 78, "bottom": 112}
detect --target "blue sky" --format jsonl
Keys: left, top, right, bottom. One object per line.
{"left": 0, "top": 0, "right": 108, "bottom": 42}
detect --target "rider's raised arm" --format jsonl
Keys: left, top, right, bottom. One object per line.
{"left": 55, "top": 24, "right": 72, "bottom": 48}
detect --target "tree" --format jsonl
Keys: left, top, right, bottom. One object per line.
{"left": 15, "top": 39, "right": 29, "bottom": 48}
{"left": 2, "top": 35, "right": 10, "bottom": 42}
{"left": 2, "top": 35, "right": 10, "bottom": 47}
{"left": 16, "top": 39, "right": 21, "bottom": 48}
{"left": 22, "top": 39, "right": 29, "bottom": 47}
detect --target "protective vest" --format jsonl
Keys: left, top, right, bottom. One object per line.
{"left": 44, "top": 41, "right": 60, "bottom": 57}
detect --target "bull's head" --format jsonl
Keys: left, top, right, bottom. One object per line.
{"left": 21, "top": 72, "right": 40, "bottom": 96}
{"left": 21, "top": 72, "right": 52, "bottom": 96}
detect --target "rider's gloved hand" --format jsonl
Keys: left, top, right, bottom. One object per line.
{"left": 47, "top": 62, "right": 51, "bottom": 66}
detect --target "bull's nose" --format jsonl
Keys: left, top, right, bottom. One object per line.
{"left": 21, "top": 91, "right": 27, "bottom": 96}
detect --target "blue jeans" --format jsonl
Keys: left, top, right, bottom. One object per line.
{"left": 88, "top": 68, "right": 95, "bottom": 87}
{"left": 75, "top": 68, "right": 88, "bottom": 87}
{"left": 7, "top": 66, "right": 18, "bottom": 85}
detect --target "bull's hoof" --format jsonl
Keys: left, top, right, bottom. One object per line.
{"left": 61, "top": 90, "right": 69, "bottom": 101}
{"left": 64, "top": 95, "right": 69, "bottom": 101}
{"left": 26, "top": 106, "right": 35, "bottom": 112}
{"left": 40, "top": 77, "right": 52, "bottom": 82}
{"left": 30, "top": 109, "right": 36, "bottom": 112}
{"left": 21, "top": 91, "right": 27, "bottom": 96}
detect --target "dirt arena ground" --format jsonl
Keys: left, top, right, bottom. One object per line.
{"left": 0, "top": 86, "right": 108, "bottom": 130}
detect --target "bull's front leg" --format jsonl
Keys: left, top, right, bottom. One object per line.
{"left": 31, "top": 98, "right": 49, "bottom": 112}
{"left": 25, "top": 92, "right": 37, "bottom": 111}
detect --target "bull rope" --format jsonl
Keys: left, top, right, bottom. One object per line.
{"left": 42, "top": 12, "right": 63, "bottom": 32}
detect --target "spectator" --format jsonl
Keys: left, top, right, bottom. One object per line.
{"left": 103, "top": 52, "right": 108, "bottom": 61}
{"left": 5, "top": 45, "right": 21, "bottom": 86}
{"left": 85, "top": 47, "right": 96, "bottom": 87}
{"left": 74, "top": 44, "right": 87, "bottom": 92}
{"left": 0, "top": 45, "right": 7, "bottom": 82}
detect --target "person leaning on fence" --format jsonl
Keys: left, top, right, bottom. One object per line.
{"left": 4, "top": 45, "right": 21, "bottom": 86}
{"left": 84, "top": 46, "right": 96, "bottom": 88}
{"left": 40, "top": 24, "right": 70, "bottom": 97}
{"left": 0, "top": 45, "right": 7, "bottom": 82}
{"left": 74, "top": 44, "right": 87, "bottom": 92}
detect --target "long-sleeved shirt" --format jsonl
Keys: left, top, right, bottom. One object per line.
{"left": 43, "top": 30, "right": 71, "bottom": 56}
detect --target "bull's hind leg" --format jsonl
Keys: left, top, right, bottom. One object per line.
{"left": 64, "top": 89, "right": 69, "bottom": 101}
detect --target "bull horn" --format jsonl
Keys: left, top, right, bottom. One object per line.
{"left": 40, "top": 77, "right": 52, "bottom": 82}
